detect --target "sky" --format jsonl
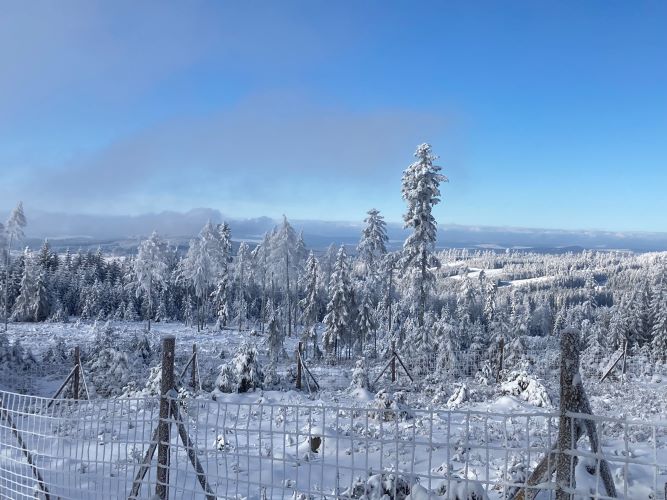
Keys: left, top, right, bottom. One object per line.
{"left": 0, "top": 1, "right": 665, "bottom": 232}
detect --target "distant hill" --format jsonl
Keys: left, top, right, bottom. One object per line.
{"left": 10, "top": 208, "right": 667, "bottom": 253}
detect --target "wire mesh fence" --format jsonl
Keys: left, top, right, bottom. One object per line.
{"left": 1, "top": 389, "right": 666, "bottom": 499}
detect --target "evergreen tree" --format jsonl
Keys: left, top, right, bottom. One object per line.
{"left": 401, "top": 143, "right": 447, "bottom": 326}
{"left": 268, "top": 216, "right": 307, "bottom": 338}
{"left": 323, "top": 246, "right": 352, "bottom": 360}
{"left": 4, "top": 202, "right": 27, "bottom": 331}
{"left": 356, "top": 290, "right": 377, "bottom": 355}
{"left": 235, "top": 241, "right": 251, "bottom": 331}
{"left": 11, "top": 248, "right": 37, "bottom": 322}
{"left": 357, "top": 208, "right": 388, "bottom": 280}
{"left": 133, "top": 231, "right": 167, "bottom": 331}
{"left": 299, "top": 251, "right": 320, "bottom": 356}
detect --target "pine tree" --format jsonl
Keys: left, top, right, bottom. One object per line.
{"left": 133, "top": 231, "right": 167, "bottom": 331}
{"left": 356, "top": 290, "right": 377, "bottom": 355}
{"left": 357, "top": 208, "right": 388, "bottom": 280}
{"left": 323, "top": 246, "right": 352, "bottom": 360}
{"left": 299, "top": 251, "right": 320, "bottom": 356}
{"left": 266, "top": 303, "right": 284, "bottom": 362}
{"left": 181, "top": 238, "right": 214, "bottom": 331}
{"left": 4, "top": 202, "right": 27, "bottom": 331}
{"left": 268, "top": 216, "right": 307, "bottom": 338}
{"left": 401, "top": 144, "right": 447, "bottom": 326}
{"left": 235, "top": 241, "right": 251, "bottom": 331}
{"left": 11, "top": 248, "right": 36, "bottom": 322}
{"left": 651, "top": 288, "right": 667, "bottom": 363}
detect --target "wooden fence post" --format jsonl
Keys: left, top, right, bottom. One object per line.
{"left": 296, "top": 342, "right": 303, "bottom": 390}
{"left": 391, "top": 341, "right": 396, "bottom": 383}
{"left": 156, "top": 335, "right": 175, "bottom": 500}
{"left": 73, "top": 347, "right": 80, "bottom": 400}
{"left": 556, "top": 329, "right": 580, "bottom": 500}
{"left": 191, "top": 344, "right": 197, "bottom": 389}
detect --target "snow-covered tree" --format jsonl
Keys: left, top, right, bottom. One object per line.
{"left": 266, "top": 302, "right": 284, "bottom": 362}
{"left": 133, "top": 231, "right": 167, "bottom": 331}
{"left": 181, "top": 238, "right": 214, "bottom": 331}
{"left": 400, "top": 144, "right": 447, "bottom": 326}
{"left": 235, "top": 241, "right": 251, "bottom": 331}
{"left": 323, "top": 246, "right": 353, "bottom": 360}
{"left": 357, "top": 208, "right": 388, "bottom": 280}
{"left": 11, "top": 248, "right": 37, "bottom": 322}
{"left": 356, "top": 290, "right": 377, "bottom": 355}
{"left": 299, "top": 251, "right": 320, "bottom": 356}
{"left": 4, "top": 202, "right": 27, "bottom": 331}
{"left": 268, "top": 216, "right": 307, "bottom": 338}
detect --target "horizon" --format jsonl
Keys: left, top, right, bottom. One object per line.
{"left": 1, "top": 2, "right": 666, "bottom": 233}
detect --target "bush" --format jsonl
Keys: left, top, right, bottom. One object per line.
{"left": 214, "top": 342, "right": 263, "bottom": 394}
{"left": 500, "top": 370, "right": 552, "bottom": 408}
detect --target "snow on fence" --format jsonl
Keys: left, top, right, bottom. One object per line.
{"left": 1, "top": 333, "right": 666, "bottom": 500}
{"left": 1, "top": 397, "right": 666, "bottom": 498}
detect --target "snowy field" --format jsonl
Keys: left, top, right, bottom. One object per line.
{"left": 1, "top": 321, "right": 667, "bottom": 499}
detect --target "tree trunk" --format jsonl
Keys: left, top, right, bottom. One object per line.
{"left": 387, "top": 260, "right": 393, "bottom": 332}
{"left": 147, "top": 277, "right": 152, "bottom": 332}
{"left": 419, "top": 249, "right": 426, "bottom": 327}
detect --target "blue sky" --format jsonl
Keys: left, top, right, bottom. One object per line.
{"left": 1, "top": 1, "right": 665, "bottom": 232}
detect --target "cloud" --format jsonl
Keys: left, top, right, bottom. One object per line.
{"left": 15, "top": 94, "right": 450, "bottom": 215}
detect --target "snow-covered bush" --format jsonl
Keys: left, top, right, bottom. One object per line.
{"left": 446, "top": 384, "right": 468, "bottom": 409}
{"left": 42, "top": 337, "right": 72, "bottom": 365}
{"left": 369, "top": 390, "right": 413, "bottom": 421}
{"left": 263, "top": 361, "right": 281, "bottom": 388}
{"left": 89, "top": 320, "right": 116, "bottom": 353}
{"left": 0, "top": 335, "right": 37, "bottom": 373}
{"left": 214, "top": 342, "right": 263, "bottom": 394}
{"left": 350, "top": 358, "right": 370, "bottom": 391}
{"left": 580, "top": 337, "right": 607, "bottom": 379}
{"left": 500, "top": 370, "right": 551, "bottom": 408}
{"left": 431, "top": 478, "right": 487, "bottom": 499}
{"left": 341, "top": 472, "right": 412, "bottom": 499}
{"left": 86, "top": 347, "right": 131, "bottom": 397}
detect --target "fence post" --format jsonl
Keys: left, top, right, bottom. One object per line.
{"left": 191, "top": 344, "right": 197, "bottom": 389}
{"left": 556, "top": 329, "right": 579, "bottom": 500}
{"left": 296, "top": 342, "right": 303, "bottom": 390}
{"left": 156, "top": 335, "right": 175, "bottom": 500}
{"left": 391, "top": 341, "right": 396, "bottom": 383}
{"left": 73, "top": 347, "right": 80, "bottom": 400}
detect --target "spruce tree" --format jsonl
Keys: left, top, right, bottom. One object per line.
{"left": 323, "top": 246, "right": 352, "bottom": 360}
{"left": 4, "top": 202, "right": 27, "bottom": 331}
{"left": 133, "top": 231, "right": 167, "bottom": 331}
{"left": 401, "top": 144, "right": 447, "bottom": 326}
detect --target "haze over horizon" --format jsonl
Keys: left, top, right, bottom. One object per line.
{"left": 1, "top": 1, "right": 666, "bottom": 233}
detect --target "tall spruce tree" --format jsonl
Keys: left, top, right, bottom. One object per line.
{"left": 401, "top": 144, "right": 447, "bottom": 326}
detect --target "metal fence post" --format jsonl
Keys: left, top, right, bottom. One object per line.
{"left": 73, "top": 346, "right": 80, "bottom": 400}
{"left": 156, "top": 335, "right": 175, "bottom": 500}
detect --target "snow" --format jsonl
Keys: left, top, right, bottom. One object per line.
{"left": 1, "top": 321, "right": 666, "bottom": 499}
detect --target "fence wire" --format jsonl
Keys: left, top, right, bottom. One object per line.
{"left": 1, "top": 389, "right": 666, "bottom": 499}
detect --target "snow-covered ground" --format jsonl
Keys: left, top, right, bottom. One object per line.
{"left": 1, "top": 321, "right": 666, "bottom": 499}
